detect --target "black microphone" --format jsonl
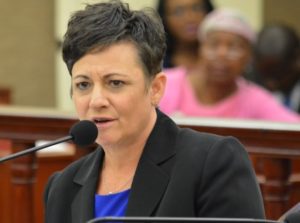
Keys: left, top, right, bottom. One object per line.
{"left": 0, "top": 120, "right": 98, "bottom": 163}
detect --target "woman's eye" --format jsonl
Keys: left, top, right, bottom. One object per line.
{"left": 192, "top": 4, "right": 205, "bottom": 13}
{"left": 173, "top": 7, "right": 184, "bottom": 17}
{"left": 206, "top": 40, "right": 219, "bottom": 49}
{"left": 109, "top": 80, "right": 124, "bottom": 88}
{"left": 75, "top": 82, "right": 90, "bottom": 90}
{"left": 230, "top": 42, "right": 243, "bottom": 50}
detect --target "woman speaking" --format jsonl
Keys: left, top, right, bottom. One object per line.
{"left": 44, "top": 1, "right": 265, "bottom": 223}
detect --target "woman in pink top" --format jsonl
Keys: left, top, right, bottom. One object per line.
{"left": 159, "top": 8, "right": 300, "bottom": 122}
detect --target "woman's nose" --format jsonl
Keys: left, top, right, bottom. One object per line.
{"left": 89, "top": 87, "right": 109, "bottom": 108}
{"left": 215, "top": 45, "right": 228, "bottom": 58}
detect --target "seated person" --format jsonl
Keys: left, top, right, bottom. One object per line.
{"left": 159, "top": 8, "right": 300, "bottom": 122}
{"left": 157, "top": 0, "right": 214, "bottom": 70}
{"left": 252, "top": 24, "right": 300, "bottom": 113}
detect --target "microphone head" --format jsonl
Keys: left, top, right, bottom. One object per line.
{"left": 284, "top": 212, "right": 300, "bottom": 223}
{"left": 69, "top": 120, "right": 98, "bottom": 147}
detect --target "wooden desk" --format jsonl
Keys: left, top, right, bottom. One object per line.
{"left": 1, "top": 107, "right": 300, "bottom": 222}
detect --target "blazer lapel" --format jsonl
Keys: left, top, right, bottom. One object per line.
{"left": 126, "top": 110, "right": 178, "bottom": 216}
{"left": 71, "top": 149, "right": 104, "bottom": 223}
{"left": 126, "top": 156, "right": 170, "bottom": 216}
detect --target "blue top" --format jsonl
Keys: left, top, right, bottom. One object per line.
{"left": 94, "top": 189, "right": 130, "bottom": 218}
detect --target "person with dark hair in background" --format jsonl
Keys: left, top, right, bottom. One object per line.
{"left": 160, "top": 8, "right": 300, "bottom": 122}
{"left": 44, "top": 1, "right": 265, "bottom": 223}
{"left": 252, "top": 24, "right": 300, "bottom": 113}
{"left": 157, "top": 0, "right": 214, "bottom": 70}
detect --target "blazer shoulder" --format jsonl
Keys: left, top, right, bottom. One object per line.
{"left": 44, "top": 148, "right": 102, "bottom": 201}
{"left": 176, "top": 128, "right": 245, "bottom": 156}
{"left": 46, "top": 148, "right": 101, "bottom": 187}
{"left": 178, "top": 128, "right": 227, "bottom": 147}
{"left": 63, "top": 148, "right": 100, "bottom": 174}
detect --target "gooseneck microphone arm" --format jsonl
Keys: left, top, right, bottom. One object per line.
{"left": 0, "top": 135, "right": 72, "bottom": 163}
{"left": 0, "top": 120, "right": 98, "bottom": 164}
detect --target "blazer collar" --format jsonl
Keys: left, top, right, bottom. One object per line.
{"left": 126, "top": 110, "right": 179, "bottom": 216}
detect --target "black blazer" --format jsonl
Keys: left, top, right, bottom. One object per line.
{"left": 44, "top": 111, "right": 265, "bottom": 223}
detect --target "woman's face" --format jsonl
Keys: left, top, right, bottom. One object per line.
{"left": 71, "top": 42, "right": 166, "bottom": 148}
{"left": 201, "top": 31, "right": 251, "bottom": 85}
{"left": 164, "top": 0, "right": 207, "bottom": 44}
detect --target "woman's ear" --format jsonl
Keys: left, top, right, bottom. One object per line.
{"left": 150, "top": 72, "right": 166, "bottom": 106}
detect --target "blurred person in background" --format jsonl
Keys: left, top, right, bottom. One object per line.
{"left": 159, "top": 8, "right": 300, "bottom": 122}
{"left": 157, "top": 0, "right": 214, "bottom": 70}
{"left": 252, "top": 24, "right": 300, "bottom": 113}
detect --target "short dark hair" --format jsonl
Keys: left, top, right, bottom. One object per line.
{"left": 62, "top": 0, "right": 166, "bottom": 78}
{"left": 255, "top": 24, "right": 300, "bottom": 62}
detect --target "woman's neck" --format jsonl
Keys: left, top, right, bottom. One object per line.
{"left": 171, "top": 42, "right": 200, "bottom": 70}
{"left": 189, "top": 73, "right": 238, "bottom": 105}
{"left": 102, "top": 142, "right": 143, "bottom": 172}
{"left": 101, "top": 108, "right": 157, "bottom": 171}
{"left": 97, "top": 130, "right": 148, "bottom": 195}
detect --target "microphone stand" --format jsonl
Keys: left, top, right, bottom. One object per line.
{"left": 0, "top": 135, "right": 72, "bottom": 163}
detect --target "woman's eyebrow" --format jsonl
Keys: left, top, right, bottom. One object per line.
{"left": 102, "top": 73, "right": 128, "bottom": 79}
{"left": 72, "top": 74, "right": 89, "bottom": 80}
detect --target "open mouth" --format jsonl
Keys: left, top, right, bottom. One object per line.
{"left": 93, "top": 118, "right": 113, "bottom": 124}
